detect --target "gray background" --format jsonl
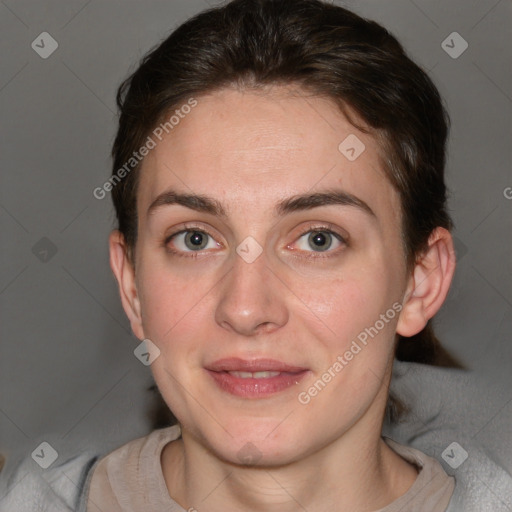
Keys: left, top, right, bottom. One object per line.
{"left": 1, "top": 0, "right": 511, "bottom": 475}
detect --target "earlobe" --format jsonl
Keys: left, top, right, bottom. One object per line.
{"left": 396, "top": 227, "right": 456, "bottom": 338}
{"left": 108, "top": 230, "right": 145, "bottom": 340}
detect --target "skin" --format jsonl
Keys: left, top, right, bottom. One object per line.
{"left": 109, "top": 85, "right": 456, "bottom": 511}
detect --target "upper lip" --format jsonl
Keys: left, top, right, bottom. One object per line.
{"left": 206, "top": 358, "right": 308, "bottom": 373}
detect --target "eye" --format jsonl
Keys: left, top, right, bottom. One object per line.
{"left": 293, "top": 227, "right": 346, "bottom": 254}
{"left": 165, "top": 228, "right": 220, "bottom": 254}
{"left": 163, "top": 224, "right": 346, "bottom": 258}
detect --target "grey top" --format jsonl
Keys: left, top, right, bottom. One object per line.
{"left": 84, "top": 423, "right": 454, "bottom": 511}
{"left": 1, "top": 360, "right": 511, "bottom": 511}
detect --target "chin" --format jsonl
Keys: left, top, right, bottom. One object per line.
{"left": 199, "top": 416, "right": 310, "bottom": 467}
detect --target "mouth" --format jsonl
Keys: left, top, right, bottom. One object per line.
{"left": 205, "top": 358, "right": 310, "bottom": 398}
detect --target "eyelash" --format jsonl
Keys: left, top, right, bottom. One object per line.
{"left": 163, "top": 223, "right": 347, "bottom": 259}
{"left": 292, "top": 224, "right": 347, "bottom": 260}
{"left": 163, "top": 223, "right": 217, "bottom": 259}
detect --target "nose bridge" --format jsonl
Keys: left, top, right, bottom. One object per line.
{"left": 214, "top": 244, "right": 288, "bottom": 335}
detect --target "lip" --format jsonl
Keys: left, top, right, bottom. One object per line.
{"left": 205, "top": 358, "right": 309, "bottom": 398}
{"left": 206, "top": 358, "right": 308, "bottom": 373}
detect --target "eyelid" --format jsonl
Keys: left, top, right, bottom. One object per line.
{"left": 288, "top": 223, "right": 348, "bottom": 256}
{"left": 296, "top": 223, "right": 348, "bottom": 243}
{"left": 164, "top": 223, "right": 223, "bottom": 256}
{"left": 164, "top": 223, "right": 217, "bottom": 243}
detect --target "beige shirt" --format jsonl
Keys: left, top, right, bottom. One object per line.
{"left": 86, "top": 425, "right": 454, "bottom": 512}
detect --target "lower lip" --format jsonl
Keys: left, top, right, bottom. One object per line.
{"left": 206, "top": 370, "right": 309, "bottom": 398}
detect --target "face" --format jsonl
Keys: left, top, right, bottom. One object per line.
{"left": 125, "top": 86, "right": 412, "bottom": 465}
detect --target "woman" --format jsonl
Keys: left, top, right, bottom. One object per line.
{"left": 86, "top": 0, "right": 460, "bottom": 510}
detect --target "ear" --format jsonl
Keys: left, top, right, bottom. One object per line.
{"left": 109, "top": 230, "right": 145, "bottom": 340}
{"left": 396, "top": 227, "right": 456, "bottom": 337}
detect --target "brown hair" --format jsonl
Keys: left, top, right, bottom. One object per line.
{"left": 111, "top": 0, "right": 462, "bottom": 427}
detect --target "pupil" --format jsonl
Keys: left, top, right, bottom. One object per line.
{"left": 187, "top": 232, "right": 206, "bottom": 249}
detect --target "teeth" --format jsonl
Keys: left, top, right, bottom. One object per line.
{"left": 228, "top": 371, "right": 281, "bottom": 379}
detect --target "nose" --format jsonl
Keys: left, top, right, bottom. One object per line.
{"left": 214, "top": 248, "right": 289, "bottom": 337}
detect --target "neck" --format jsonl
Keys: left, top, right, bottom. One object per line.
{"left": 162, "top": 410, "right": 417, "bottom": 512}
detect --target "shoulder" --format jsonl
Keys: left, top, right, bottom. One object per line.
{"left": 386, "top": 360, "right": 512, "bottom": 511}
{"left": 91, "top": 425, "right": 181, "bottom": 471}
{"left": 0, "top": 449, "right": 99, "bottom": 512}
{"left": 383, "top": 438, "right": 455, "bottom": 511}
{"left": 86, "top": 425, "right": 181, "bottom": 511}
{"left": 0, "top": 427, "right": 181, "bottom": 512}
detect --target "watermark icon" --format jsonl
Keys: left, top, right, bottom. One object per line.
{"left": 31, "top": 32, "right": 58, "bottom": 59}
{"left": 298, "top": 302, "right": 403, "bottom": 404}
{"left": 237, "top": 442, "right": 263, "bottom": 464}
{"left": 31, "top": 441, "right": 58, "bottom": 469}
{"left": 32, "top": 237, "right": 58, "bottom": 263}
{"left": 93, "top": 98, "right": 198, "bottom": 200}
{"left": 503, "top": 187, "right": 512, "bottom": 200}
{"left": 442, "top": 442, "right": 468, "bottom": 469}
{"left": 441, "top": 32, "right": 468, "bottom": 59}
{"left": 134, "top": 338, "right": 161, "bottom": 366}
{"left": 338, "top": 134, "right": 365, "bottom": 161}
{"left": 236, "top": 236, "right": 263, "bottom": 263}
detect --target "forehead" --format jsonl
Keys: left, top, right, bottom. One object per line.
{"left": 137, "top": 86, "right": 400, "bottom": 228}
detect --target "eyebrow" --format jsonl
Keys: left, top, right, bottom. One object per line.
{"left": 147, "top": 188, "right": 376, "bottom": 219}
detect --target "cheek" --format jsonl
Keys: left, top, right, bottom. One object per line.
{"left": 305, "top": 264, "right": 398, "bottom": 343}
{"left": 137, "top": 262, "right": 209, "bottom": 345}
{"left": 297, "top": 272, "right": 399, "bottom": 420}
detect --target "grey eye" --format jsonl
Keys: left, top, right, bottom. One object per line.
{"left": 168, "top": 230, "right": 218, "bottom": 252}
{"left": 184, "top": 231, "right": 210, "bottom": 251}
{"left": 294, "top": 229, "right": 344, "bottom": 254}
